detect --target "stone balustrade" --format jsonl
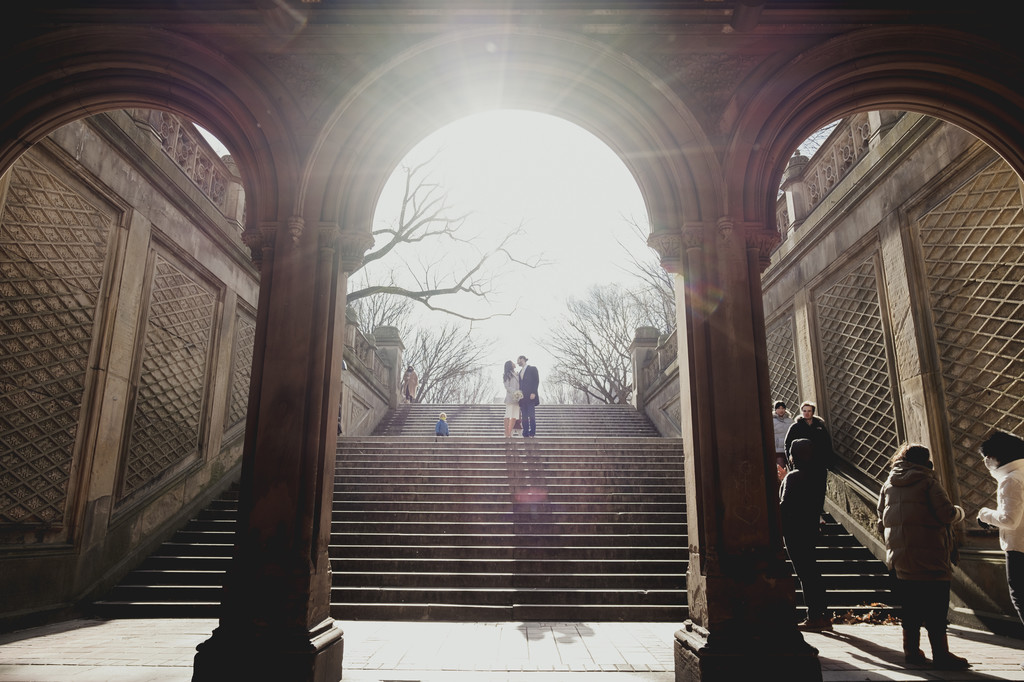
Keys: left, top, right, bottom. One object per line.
{"left": 339, "top": 310, "right": 404, "bottom": 435}
{"left": 129, "top": 108, "right": 246, "bottom": 236}
{"left": 631, "top": 327, "right": 681, "bottom": 436}
{"left": 775, "top": 111, "right": 901, "bottom": 243}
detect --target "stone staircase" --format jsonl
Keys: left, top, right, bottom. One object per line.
{"left": 92, "top": 403, "right": 892, "bottom": 622}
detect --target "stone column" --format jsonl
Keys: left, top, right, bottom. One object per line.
{"left": 193, "top": 219, "right": 370, "bottom": 682}
{"left": 372, "top": 325, "right": 405, "bottom": 409}
{"left": 629, "top": 326, "right": 661, "bottom": 411}
{"left": 658, "top": 221, "right": 821, "bottom": 682}
{"left": 780, "top": 152, "right": 810, "bottom": 236}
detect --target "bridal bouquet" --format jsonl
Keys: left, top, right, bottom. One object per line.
{"left": 513, "top": 390, "right": 523, "bottom": 401}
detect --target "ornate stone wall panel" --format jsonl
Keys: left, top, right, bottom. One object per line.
{"left": 225, "top": 306, "right": 256, "bottom": 432}
{"left": 119, "top": 251, "right": 217, "bottom": 503}
{"left": 918, "top": 159, "right": 1024, "bottom": 519}
{"left": 766, "top": 313, "right": 800, "bottom": 412}
{"left": 814, "top": 256, "right": 900, "bottom": 487}
{"left": 0, "top": 154, "right": 113, "bottom": 526}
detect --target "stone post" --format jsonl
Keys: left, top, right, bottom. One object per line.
{"left": 780, "top": 152, "right": 810, "bottom": 236}
{"left": 193, "top": 219, "right": 370, "bottom": 682}
{"left": 655, "top": 221, "right": 821, "bottom": 682}
{"left": 867, "top": 111, "right": 901, "bottom": 149}
{"left": 372, "top": 325, "right": 405, "bottom": 409}
{"left": 629, "top": 326, "right": 661, "bottom": 411}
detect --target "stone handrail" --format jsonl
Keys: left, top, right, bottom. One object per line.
{"left": 131, "top": 108, "right": 245, "bottom": 234}
{"left": 345, "top": 326, "right": 392, "bottom": 395}
{"left": 642, "top": 329, "right": 677, "bottom": 395}
{"left": 776, "top": 111, "right": 894, "bottom": 239}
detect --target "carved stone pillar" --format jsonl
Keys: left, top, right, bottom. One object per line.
{"left": 629, "top": 326, "right": 661, "bottom": 411}
{"left": 193, "top": 218, "right": 370, "bottom": 682}
{"left": 372, "top": 325, "right": 405, "bottom": 409}
{"left": 664, "top": 220, "right": 821, "bottom": 682}
{"left": 867, "top": 111, "right": 901, "bottom": 148}
{"left": 780, "top": 152, "right": 810, "bottom": 235}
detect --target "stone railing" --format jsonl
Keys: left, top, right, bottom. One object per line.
{"left": 344, "top": 317, "right": 394, "bottom": 397}
{"left": 631, "top": 327, "right": 681, "bottom": 436}
{"left": 130, "top": 108, "right": 245, "bottom": 235}
{"left": 339, "top": 310, "right": 404, "bottom": 436}
{"left": 776, "top": 111, "right": 902, "bottom": 242}
{"left": 641, "top": 329, "right": 677, "bottom": 392}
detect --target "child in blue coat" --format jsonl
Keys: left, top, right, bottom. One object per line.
{"left": 435, "top": 412, "right": 449, "bottom": 437}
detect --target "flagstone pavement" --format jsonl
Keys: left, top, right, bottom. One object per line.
{"left": 1, "top": 618, "right": 1023, "bottom": 681}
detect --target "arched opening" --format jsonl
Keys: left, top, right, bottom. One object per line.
{"left": 762, "top": 108, "right": 1024, "bottom": 635}
{"left": 0, "top": 105, "right": 259, "bottom": 625}
{"left": 351, "top": 109, "right": 666, "bottom": 408}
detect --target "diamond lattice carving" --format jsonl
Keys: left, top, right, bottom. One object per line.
{"left": 121, "top": 253, "right": 215, "bottom": 500}
{"left": 919, "top": 159, "right": 1024, "bottom": 519}
{"left": 0, "top": 155, "right": 112, "bottom": 525}
{"left": 766, "top": 313, "right": 800, "bottom": 413}
{"left": 815, "top": 256, "right": 900, "bottom": 486}
{"left": 226, "top": 309, "right": 255, "bottom": 431}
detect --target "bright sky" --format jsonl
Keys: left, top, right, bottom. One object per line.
{"left": 368, "top": 110, "right": 654, "bottom": 399}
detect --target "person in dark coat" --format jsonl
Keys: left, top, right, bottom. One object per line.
{"left": 517, "top": 355, "right": 540, "bottom": 438}
{"left": 785, "top": 401, "right": 835, "bottom": 474}
{"left": 780, "top": 438, "right": 830, "bottom": 630}
{"left": 877, "top": 443, "right": 968, "bottom": 669}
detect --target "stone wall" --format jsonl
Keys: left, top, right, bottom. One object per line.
{"left": 0, "top": 112, "right": 404, "bottom": 629}
{"left": 0, "top": 110, "right": 256, "bottom": 628}
{"left": 763, "top": 111, "right": 1024, "bottom": 633}
{"left": 630, "top": 111, "right": 1024, "bottom": 632}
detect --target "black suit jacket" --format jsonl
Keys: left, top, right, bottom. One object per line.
{"left": 520, "top": 365, "right": 540, "bottom": 405}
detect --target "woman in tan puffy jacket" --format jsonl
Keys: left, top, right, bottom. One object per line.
{"left": 877, "top": 443, "right": 968, "bottom": 669}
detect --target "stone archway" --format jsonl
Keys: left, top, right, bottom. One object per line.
{"left": 290, "top": 26, "right": 821, "bottom": 682}
{"left": 4, "top": 8, "right": 1024, "bottom": 682}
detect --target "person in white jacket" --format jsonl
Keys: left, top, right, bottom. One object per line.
{"left": 977, "top": 430, "right": 1024, "bottom": 631}
{"left": 772, "top": 401, "right": 791, "bottom": 476}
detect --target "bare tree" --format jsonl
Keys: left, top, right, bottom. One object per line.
{"left": 348, "top": 290, "right": 415, "bottom": 332}
{"left": 543, "top": 379, "right": 591, "bottom": 405}
{"left": 544, "top": 283, "right": 664, "bottom": 405}
{"left": 402, "top": 321, "right": 492, "bottom": 403}
{"left": 347, "top": 153, "right": 543, "bottom": 321}
{"left": 450, "top": 366, "right": 501, "bottom": 404}
{"left": 617, "top": 217, "right": 675, "bottom": 333}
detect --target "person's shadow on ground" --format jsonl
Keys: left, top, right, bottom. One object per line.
{"left": 817, "top": 629, "right": 1005, "bottom": 679}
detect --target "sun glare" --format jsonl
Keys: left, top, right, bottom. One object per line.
{"left": 367, "top": 110, "right": 652, "bottom": 391}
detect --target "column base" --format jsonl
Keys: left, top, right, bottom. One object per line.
{"left": 675, "top": 620, "right": 821, "bottom": 682}
{"left": 193, "top": 618, "right": 344, "bottom": 682}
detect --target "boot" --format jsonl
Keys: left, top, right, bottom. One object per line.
{"left": 902, "top": 628, "right": 927, "bottom": 665}
{"left": 927, "top": 628, "right": 970, "bottom": 670}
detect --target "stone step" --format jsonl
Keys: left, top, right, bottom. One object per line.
{"left": 92, "top": 403, "right": 893, "bottom": 623}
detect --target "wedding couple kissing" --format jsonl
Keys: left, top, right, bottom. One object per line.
{"left": 503, "top": 355, "right": 539, "bottom": 438}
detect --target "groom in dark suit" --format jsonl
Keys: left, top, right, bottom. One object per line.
{"left": 517, "top": 355, "right": 540, "bottom": 438}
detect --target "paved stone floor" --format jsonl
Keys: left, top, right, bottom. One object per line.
{"left": 0, "top": 618, "right": 1023, "bottom": 681}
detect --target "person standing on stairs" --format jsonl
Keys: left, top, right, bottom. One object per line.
{"left": 503, "top": 360, "right": 522, "bottom": 438}
{"left": 402, "top": 365, "right": 418, "bottom": 403}
{"left": 773, "top": 400, "right": 791, "bottom": 481}
{"left": 517, "top": 355, "right": 540, "bottom": 438}
{"left": 779, "top": 438, "right": 831, "bottom": 631}
{"left": 976, "top": 430, "right": 1024, "bottom": 644}
{"left": 435, "top": 412, "right": 449, "bottom": 439}
{"left": 877, "top": 443, "right": 969, "bottom": 670}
